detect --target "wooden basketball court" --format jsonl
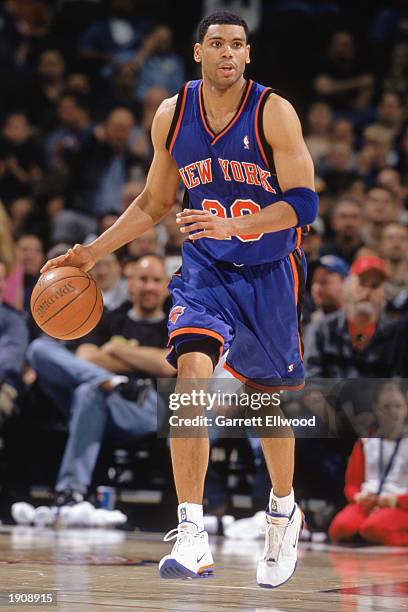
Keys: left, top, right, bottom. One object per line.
{"left": 0, "top": 526, "right": 407, "bottom": 611}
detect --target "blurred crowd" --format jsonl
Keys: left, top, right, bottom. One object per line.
{"left": 0, "top": 0, "right": 407, "bottom": 540}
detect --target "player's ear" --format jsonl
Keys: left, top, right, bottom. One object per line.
{"left": 246, "top": 44, "right": 251, "bottom": 64}
{"left": 194, "top": 43, "right": 202, "bottom": 64}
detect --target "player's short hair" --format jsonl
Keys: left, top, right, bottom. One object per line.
{"left": 197, "top": 11, "right": 249, "bottom": 43}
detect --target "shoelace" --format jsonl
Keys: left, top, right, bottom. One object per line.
{"left": 263, "top": 516, "right": 289, "bottom": 563}
{"left": 163, "top": 527, "right": 196, "bottom": 553}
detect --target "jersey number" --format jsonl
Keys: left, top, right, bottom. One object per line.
{"left": 202, "top": 199, "right": 264, "bottom": 242}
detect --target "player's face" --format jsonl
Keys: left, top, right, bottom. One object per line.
{"left": 194, "top": 25, "right": 250, "bottom": 89}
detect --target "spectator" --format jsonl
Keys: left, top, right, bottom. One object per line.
{"left": 8, "top": 196, "right": 34, "bottom": 237}
{"left": 306, "top": 255, "right": 349, "bottom": 325}
{"left": 320, "top": 197, "right": 365, "bottom": 265}
{"left": 329, "top": 382, "right": 408, "bottom": 546}
{"left": 121, "top": 179, "right": 145, "bottom": 211}
{"left": 134, "top": 26, "right": 185, "bottom": 102}
{"left": 304, "top": 101, "right": 333, "bottom": 163}
{"left": 0, "top": 112, "right": 43, "bottom": 204}
{"left": 304, "top": 255, "right": 396, "bottom": 378}
{"left": 0, "top": 257, "right": 29, "bottom": 426}
{"left": 45, "top": 92, "right": 92, "bottom": 171}
{"left": 127, "top": 227, "right": 162, "bottom": 258}
{"left": 15, "top": 233, "right": 45, "bottom": 313}
{"left": 90, "top": 253, "right": 129, "bottom": 311}
{"left": 362, "top": 185, "right": 400, "bottom": 249}
{"left": 372, "top": 91, "right": 405, "bottom": 140}
{"left": 314, "top": 31, "right": 374, "bottom": 115}
{"left": 377, "top": 166, "right": 408, "bottom": 212}
{"left": 0, "top": 201, "right": 24, "bottom": 310}
{"left": 331, "top": 118, "right": 355, "bottom": 149}
{"left": 94, "top": 63, "right": 140, "bottom": 122}
{"left": 319, "top": 142, "right": 357, "bottom": 196}
{"left": 302, "top": 222, "right": 324, "bottom": 266}
{"left": 52, "top": 106, "right": 138, "bottom": 243}
{"left": 130, "top": 86, "right": 169, "bottom": 166}
{"left": 27, "top": 254, "right": 174, "bottom": 502}
{"left": 380, "top": 222, "right": 408, "bottom": 304}
{"left": 78, "top": 0, "right": 158, "bottom": 79}
{"left": 29, "top": 49, "right": 66, "bottom": 129}
{"left": 163, "top": 201, "right": 185, "bottom": 256}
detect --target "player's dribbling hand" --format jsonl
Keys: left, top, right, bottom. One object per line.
{"left": 176, "top": 209, "right": 233, "bottom": 240}
{"left": 40, "top": 244, "right": 96, "bottom": 274}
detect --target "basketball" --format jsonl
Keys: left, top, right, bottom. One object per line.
{"left": 30, "top": 266, "right": 104, "bottom": 340}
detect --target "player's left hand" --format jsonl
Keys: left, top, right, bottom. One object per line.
{"left": 176, "top": 209, "right": 234, "bottom": 240}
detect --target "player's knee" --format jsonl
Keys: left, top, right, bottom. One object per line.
{"left": 177, "top": 351, "right": 214, "bottom": 379}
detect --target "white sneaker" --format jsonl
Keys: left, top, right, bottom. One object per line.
{"left": 159, "top": 521, "right": 214, "bottom": 579}
{"left": 257, "top": 504, "right": 304, "bottom": 588}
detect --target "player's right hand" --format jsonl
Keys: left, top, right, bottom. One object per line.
{"left": 40, "top": 243, "right": 96, "bottom": 274}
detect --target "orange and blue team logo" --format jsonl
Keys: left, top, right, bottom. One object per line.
{"left": 169, "top": 306, "right": 186, "bottom": 324}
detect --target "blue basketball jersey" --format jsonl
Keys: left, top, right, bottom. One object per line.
{"left": 166, "top": 79, "right": 302, "bottom": 265}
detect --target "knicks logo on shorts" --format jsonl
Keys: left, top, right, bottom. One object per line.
{"left": 169, "top": 306, "right": 186, "bottom": 324}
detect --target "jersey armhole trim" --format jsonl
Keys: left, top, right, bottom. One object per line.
{"left": 255, "top": 88, "right": 276, "bottom": 174}
{"left": 166, "top": 82, "right": 189, "bottom": 155}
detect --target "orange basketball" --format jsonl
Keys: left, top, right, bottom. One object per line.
{"left": 30, "top": 266, "right": 104, "bottom": 340}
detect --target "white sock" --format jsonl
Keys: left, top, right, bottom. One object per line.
{"left": 268, "top": 488, "right": 294, "bottom": 516}
{"left": 178, "top": 502, "right": 204, "bottom": 531}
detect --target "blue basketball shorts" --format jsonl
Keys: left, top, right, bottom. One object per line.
{"left": 166, "top": 241, "right": 306, "bottom": 390}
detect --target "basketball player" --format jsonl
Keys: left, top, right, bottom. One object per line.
{"left": 42, "top": 12, "right": 318, "bottom": 587}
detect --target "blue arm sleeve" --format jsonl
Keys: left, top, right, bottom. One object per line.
{"left": 281, "top": 187, "right": 319, "bottom": 227}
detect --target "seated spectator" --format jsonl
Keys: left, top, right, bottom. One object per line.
{"left": 134, "top": 26, "right": 185, "bottom": 102}
{"left": 130, "top": 86, "right": 169, "bottom": 166}
{"left": 121, "top": 179, "right": 146, "bottom": 210}
{"left": 28, "top": 49, "right": 66, "bottom": 130}
{"left": 304, "top": 101, "right": 333, "bottom": 163}
{"left": 320, "top": 197, "right": 365, "bottom": 265}
{"left": 377, "top": 166, "right": 408, "bottom": 213}
{"left": 45, "top": 92, "right": 92, "bottom": 172}
{"left": 380, "top": 223, "right": 408, "bottom": 305}
{"left": 302, "top": 221, "right": 324, "bottom": 267}
{"left": 319, "top": 142, "right": 358, "bottom": 196}
{"left": 127, "top": 227, "right": 162, "bottom": 258}
{"left": 313, "top": 31, "right": 374, "bottom": 116}
{"left": 0, "top": 112, "right": 43, "bottom": 205}
{"left": 329, "top": 382, "right": 408, "bottom": 546}
{"left": 331, "top": 118, "right": 355, "bottom": 149}
{"left": 362, "top": 185, "right": 400, "bottom": 249}
{"left": 358, "top": 124, "right": 396, "bottom": 182}
{"left": 306, "top": 255, "right": 348, "bottom": 326}
{"left": 8, "top": 196, "right": 34, "bottom": 237}
{"left": 94, "top": 63, "right": 140, "bottom": 122}
{"left": 52, "top": 106, "right": 139, "bottom": 243}
{"left": 27, "top": 254, "right": 174, "bottom": 502}
{"left": 15, "top": 233, "right": 45, "bottom": 313}
{"left": 0, "top": 257, "right": 29, "bottom": 426}
{"left": 78, "top": 0, "right": 158, "bottom": 79}
{"left": 371, "top": 91, "right": 404, "bottom": 141}
{"left": 0, "top": 201, "right": 24, "bottom": 310}
{"left": 90, "top": 253, "right": 129, "bottom": 311}
{"left": 304, "top": 255, "right": 396, "bottom": 378}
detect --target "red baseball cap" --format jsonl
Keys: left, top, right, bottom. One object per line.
{"left": 350, "top": 256, "right": 387, "bottom": 278}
